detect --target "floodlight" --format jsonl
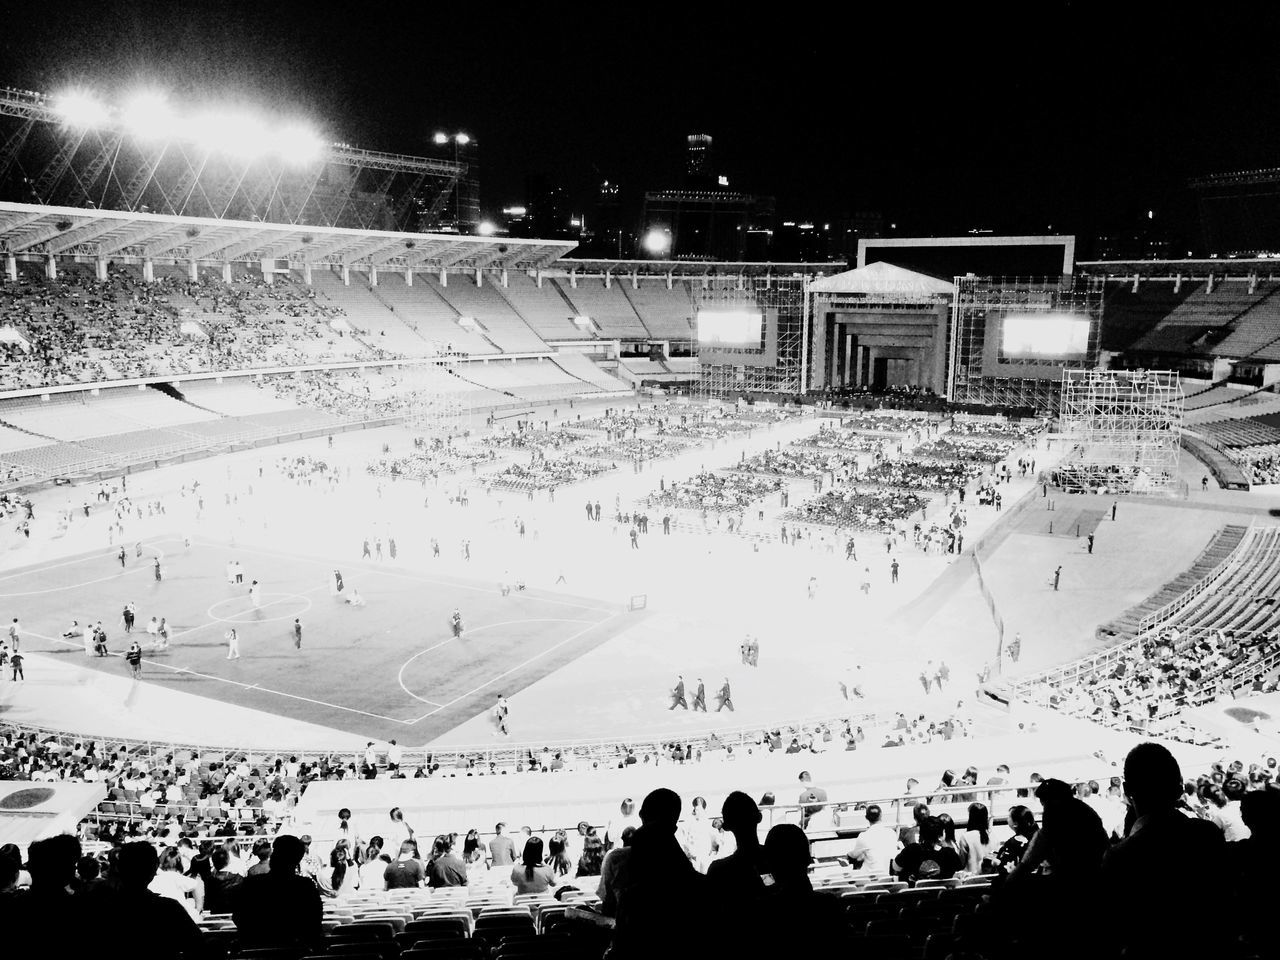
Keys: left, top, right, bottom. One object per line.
{"left": 56, "top": 91, "right": 110, "bottom": 128}
{"left": 454, "top": 133, "right": 471, "bottom": 145}
{"left": 476, "top": 220, "right": 497, "bottom": 236}
{"left": 433, "top": 132, "right": 449, "bottom": 145}
{"left": 274, "top": 125, "right": 325, "bottom": 165}
{"left": 193, "top": 111, "right": 270, "bottom": 158}
{"left": 122, "top": 92, "right": 172, "bottom": 140}
{"left": 642, "top": 228, "right": 671, "bottom": 255}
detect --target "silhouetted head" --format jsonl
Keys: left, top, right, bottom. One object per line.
{"left": 270, "top": 835, "right": 306, "bottom": 873}
{"left": 721, "top": 791, "right": 762, "bottom": 840}
{"left": 638, "top": 788, "right": 682, "bottom": 833}
{"left": 764, "top": 823, "right": 812, "bottom": 886}
{"left": 1123, "top": 742, "right": 1183, "bottom": 816}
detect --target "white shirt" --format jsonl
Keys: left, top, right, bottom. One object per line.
{"left": 849, "top": 822, "right": 900, "bottom": 875}
{"left": 359, "top": 859, "right": 388, "bottom": 890}
{"left": 149, "top": 870, "right": 199, "bottom": 919}
{"left": 387, "top": 743, "right": 403, "bottom": 767}
{"left": 1210, "top": 801, "right": 1251, "bottom": 842}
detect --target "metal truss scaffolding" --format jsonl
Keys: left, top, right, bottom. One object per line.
{"left": 950, "top": 276, "right": 1103, "bottom": 414}
{"left": 402, "top": 357, "right": 470, "bottom": 444}
{"left": 695, "top": 276, "right": 805, "bottom": 399}
{"left": 1057, "top": 369, "right": 1184, "bottom": 495}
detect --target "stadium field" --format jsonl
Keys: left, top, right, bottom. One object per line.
{"left": 5, "top": 535, "right": 631, "bottom": 743}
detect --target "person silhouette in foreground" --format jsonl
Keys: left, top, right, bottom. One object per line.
{"left": 759, "top": 823, "right": 846, "bottom": 951}
{"left": 233, "top": 834, "right": 322, "bottom": 950}
{"left": 706, "top": 790, "right": 767, "bottom": 901}
{"left": 1101, "top": 742, "right": 1227, "bottom": 960}
{"left": 1228, "top": 786, "right": 1280, "bottom": 957}
{"left": 1, "top": 834, "right": 79, "bottom": 930}
{"left": 609, "top": 788, "right": 706, "bottom": 959}
{"left": 86, "top": 841, "right": 203, "bottom": 960}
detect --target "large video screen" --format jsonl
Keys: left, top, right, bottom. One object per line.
{"left": 1001, "top": 313, "right": 1090, "bottom": 359}
{"left": 697, "top": 309, "right": 763, "bottom": 346}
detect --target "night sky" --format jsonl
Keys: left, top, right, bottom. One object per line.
{"left": 4, "top": 1, "right": 1280, "bottom": 244}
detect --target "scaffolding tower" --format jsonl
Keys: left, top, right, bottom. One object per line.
{"left": 695, "top": 276, "right": 806, "bottom": 399}
{"left": 1057, "top": 369, "right": 1184, "bottom": 494}
{"left": 402, "top": 355, "right": 470, "bottom": 444}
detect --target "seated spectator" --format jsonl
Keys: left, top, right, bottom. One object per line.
{"left": 758, "top": 823, "right": 846, "bottom": 951}
{"left": 957, "top": 801, "right": 994, "bottom": 874}
{"left": 707, "top": 791, "right": 767, "bottom": 900}
{"left": 148, "top": 847, "right": 203, "bottom": 919}
{"left": 597, "top": 825, "right": 635, "bottom": 914}
{"left": 575, "top": 829, "right": 604, "bottom": 877}
{"left": 246, "top": 839, "right": 271, "bottom": 876}
{"left": 233, "top": 835, "right": 322, "bottom": 950}
{"left": 81, "top": 842, "right": 203, "bottom": 960}
{"left": 848, "top": 803, "right": 900, "bottom": 875}
{"left": 511, "top": 836, "right": 557, "bottom": 895}
{"left": 1101, "top": 742, "right": 1227, "bottom": 960}
{"left": 991, "top": 805, "right": 1037, "bottom": 873}
{"left": 1228, "top": 787, "right": 1280, "bottom": 957}
{"left": 204, "top": 846, "right": 243, "bottom": 914}
{"left": 894, "top": 815, "right": 961, "bottom": 882}
{"left": 382, "top": 839, "right": 424, "bottom": 889}
{"left": 0, "top": 834, "right": 78, "bottom": 929}
{"left": 609, "top": 788, "right": 707, "bottom": 958}
{"left": 425, "top": 835, "right": 467, "bottom": 888}
{"left": 323, "top": 839, "right": 358, "bottom": 897}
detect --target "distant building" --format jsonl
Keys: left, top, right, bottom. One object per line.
{"left": 522, "top": 174, "right": 578, "bottom": 240}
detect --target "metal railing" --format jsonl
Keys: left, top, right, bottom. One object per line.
{"left": 1135, "top": 522, "right": 1253, "bottom": 635}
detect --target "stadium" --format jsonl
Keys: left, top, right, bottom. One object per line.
{"left": 0, "top": 18, "right": 1278, "bottom": 960}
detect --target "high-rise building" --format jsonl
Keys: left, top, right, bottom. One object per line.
{"left": 523, "top": 174, "right": 576, "bottom": 240}
{"left": 686, "top": 134, "right": 713, "bottom": 186}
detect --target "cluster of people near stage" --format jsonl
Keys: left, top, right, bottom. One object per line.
{"left": 796, "top": 424, "right": 889, "bottom": 454}
{"left": 785, "top": 487, "right": 931, "bottom": 532}
{"left": 482, "top": 428, "right": 587, "bottom": 452}
{"left": 946, "top": 416, "right": 1042, "bottom": 439}
{"left": 913, "top": 435, "right": 1021, "bottom": 465}
{"left": 368, "top": 446, "right": 497, "bottom": 482}
{"left": 733, "top": 447, "right": 863, "bottom": 481}
{"left": 863, "top": 455, "right": 988, "bottom": 491}
{"left": 575, "top": 436, "right": 690, "bottom": 462}
{"left": 645, "top": 470, "right": 786, "bottom": 513}
{"left": 1235, "top": 447, "right": 1280, "bottom": 485}
{"left": 481, "top": 458, "right": 613, "bottom": 493}
{"left": 1023, "top": 627, "right": 1280, "bottom": 740}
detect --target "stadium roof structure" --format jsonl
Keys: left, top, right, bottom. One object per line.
{"left": 808, "top": 260, "right": 955, "bottom": 296}
{"left": 551, "top": 258, "right": 842, "bottom": 278}
{"left": 1077, "top": 257, "right": 1280, "bottom": 282}
{"left": 0, "top": 201, "right": 576, "bottom": 271}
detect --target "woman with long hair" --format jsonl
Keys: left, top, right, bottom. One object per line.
{"left": 510, "top": 835, "right": 557, "bottom": 895}
{"left": 325, "top": 839, "right": 358, "bottom": 897}
{"left": 461, "top": 829, "right": 484, "bottom": 866}
{"left": 957, "top": 802, "right": 994, "bottom": 874}
{"left": 576, "top": 830, "right": 605, "bottom": 877}
{"left": 546, "top": 832, "right": 573, "bottom": 878}
{"left": 993, "top": 805, "right": 1038, "bottom": 873}
{"left": 929, "top": 769, "right": 957, "bottom": 805}
{"left": 935, "top": 812, "right": 959, "bottom": 849}
{"left": 148, "top": 847, "right": 203, "bottom": 918}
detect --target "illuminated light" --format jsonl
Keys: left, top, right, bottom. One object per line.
{"left": 433, "top": 132, "right": 449, "bottom": 145}
{"left": 642, "top": 228, "right": 671, "bottom": 255}
{"left": 697, "top": 309, "right": 763, "bottom": 346}
{"left": 454, "top": 133, "right": 471, "bottom": 145}
{"left": 1148, "top": 210, "right": 1154, "bottom": 219}
{"left": 56, "top": 91, "right": 110, "bottom": 128}
{"left": 1002, "top": 313, "right": 1090, "bottom": 358}
{"left": 191, "top": 111, "right": 271, "bottom": 158}
{"left": 122, "top": 92, "right": 171, "bottom": 139}
{"left": 273, "top": 124, "right": 326, "bottom": 165}
{"left": 502, "top": 206, "right": 527, "bottom": 216}
{"left": 717, "top": 175, "right": 729, "bottom": 186}
{"left": 569, "top": 218, "right": 581, "bottom": 228}
{"left": 476, "top": 220, "right": 497, "bottom": 236}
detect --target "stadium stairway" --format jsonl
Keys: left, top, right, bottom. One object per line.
{"left": 1095, "top": 524, "right": 1248, "bottom": 641}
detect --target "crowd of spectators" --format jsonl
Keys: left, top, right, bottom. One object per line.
{"left": 481, "top": 458, "right": 614, "bottom": 493}
{"left": 574, "top": 436, "right": 690, "bottom": 462}
{"left": 913, "top": 436, "right": 1021, "bottom": 464}
{"left": 733, "top": 447, "right": 863, "bottom": 481}
{"left": 796, "top": 424, "right": 890, "bottom": 454}
{"left": 10, "top": 742, "right": 1270, "bottom": 957}
{"left": 785, "top": 488, "right": 931, "bottom": 532}
{"left": 0, "top": 267, "right": 389, "bottom": 390}
{"left": 645, "top": 470, "right": 786, "bottom": 512}
{"left": 863, "top": 456, "right": 988, "bottom": 491}
{"left": 1236, "top": 447, "right": 1280, "bottom": 485}
{"left": 482, "top": 429, "right": 587, "bottom": 452}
